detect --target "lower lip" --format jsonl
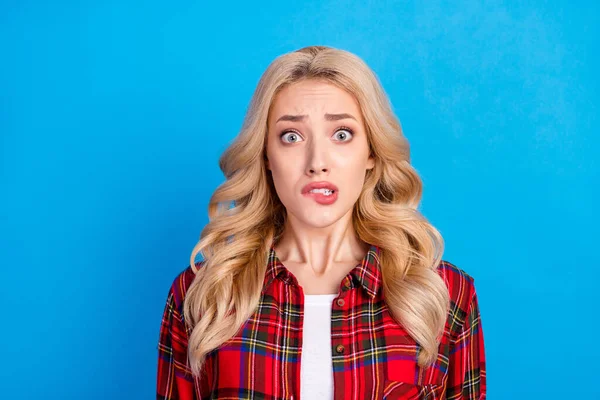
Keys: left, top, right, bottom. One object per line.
{"left": 303, "top": 190, "right": 338, "bottom": 205}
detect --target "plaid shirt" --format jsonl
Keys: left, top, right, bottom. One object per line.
{"left": 157, "top": 244, "right": 486, "bottom": 399}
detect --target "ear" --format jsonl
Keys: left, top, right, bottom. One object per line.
{"left": 366, "top": 153, "right": 375, "bottom": 170}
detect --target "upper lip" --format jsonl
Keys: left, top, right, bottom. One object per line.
{"left": 302, "top": 181, "right": 338, "bottom": 194}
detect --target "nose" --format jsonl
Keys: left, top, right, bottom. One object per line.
{"left": 307, "top": 165, "right": 329, "bottom": 175}
{"left": 305, "top": 136, "right": 329, "bottom": 176}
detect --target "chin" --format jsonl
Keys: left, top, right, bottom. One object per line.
{"left": 300, "top": 210, "right": 343, "bottom": 228}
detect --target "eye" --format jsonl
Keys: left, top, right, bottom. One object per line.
{"left": 332, "top": 127, "right": 354, "bottom": 142}
{"left": 280, "top": 130, "right": 304, "bottom": 144}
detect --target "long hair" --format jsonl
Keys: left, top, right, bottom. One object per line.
{"left": 183, "top": 45, "right": 450, "bottom": 377}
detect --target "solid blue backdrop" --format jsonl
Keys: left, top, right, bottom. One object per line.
{"left": 1, "top": 1, "right": 598, "bottom": 399}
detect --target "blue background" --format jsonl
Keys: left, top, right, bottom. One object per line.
{"left": 1, "top": 1, "right": 598, "bottom": 399}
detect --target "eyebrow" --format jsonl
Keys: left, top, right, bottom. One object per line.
{"left": 275, "top": 113, "right": 357, "bottom": 123}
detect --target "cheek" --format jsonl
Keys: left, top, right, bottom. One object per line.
{"left": 346, "top": 172, "right": 367, "bottom": 199}
{"left": 268, "top": 157, "right": 298, "bottom": 199}
{"left": 269, "top": 155, "right": 291, "bottom": 179}
{"left": 340, "top": 159, "right": 369, "bottom": 199}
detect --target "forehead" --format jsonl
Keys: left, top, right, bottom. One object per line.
{"left": 269, "top": 79, "right": 362, "bottom": 119}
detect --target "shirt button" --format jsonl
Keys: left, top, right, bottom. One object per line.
{"left": 336, "top": 344, "right": 345, "bottom": 354}
{"left": 336, "top": 298, "right": 345, "bottom": 307}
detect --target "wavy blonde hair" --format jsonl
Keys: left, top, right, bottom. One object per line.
{"left": 184, "top": 45, "right": 450, "bottom": 377}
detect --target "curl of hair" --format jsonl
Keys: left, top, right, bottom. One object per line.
{"left": 184, "top": 45, "right": 450, "bottom": 378}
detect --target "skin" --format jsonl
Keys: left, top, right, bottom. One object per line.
{"left": 265, "top": 79, "right": 375, "bottom": 295}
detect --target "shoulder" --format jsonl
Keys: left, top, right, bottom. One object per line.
{"left": 166, "top": 260, "right": 206, "bottom": 311}
{"left": 436, "top": 259, "right": 476, "bottom": 293}
{"left": 436, "top": 260, "right": 478, "bottom": 330}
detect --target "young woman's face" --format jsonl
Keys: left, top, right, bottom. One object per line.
{"left": 266, "top": 79, "right": 375, "bottom": 229}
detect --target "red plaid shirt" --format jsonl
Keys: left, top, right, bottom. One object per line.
{"left": 157, "top": 244, "right": 486, "bottom": 399}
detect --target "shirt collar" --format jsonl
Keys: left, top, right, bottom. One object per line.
{"left": 261, "top": 243, "right": 382, "bottom": 298}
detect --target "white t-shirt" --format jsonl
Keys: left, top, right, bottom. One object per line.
{"left": 300, "top": 294, "right": 337, "bottom": 400}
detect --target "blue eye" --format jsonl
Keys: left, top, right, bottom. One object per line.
{"left": 280, "top": 131, "right": 304, "bottom": 143}
{"left": 333, "top": 127, "right": 353, "bottom": 142}
{"left": 279, "top": 128, "right": 353, "bottom": 143}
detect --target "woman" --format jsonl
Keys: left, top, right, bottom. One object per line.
{"left": 157, "top": 46, "right": 486, "bottom": 400}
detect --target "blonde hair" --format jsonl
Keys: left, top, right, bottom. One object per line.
{"left": 184, "top": 45, "right": 450, "bottom": 377}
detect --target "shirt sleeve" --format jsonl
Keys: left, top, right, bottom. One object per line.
{"left": 157, "top": 285, "right": 195, "bottom": 400}
{"left": 447, "top": 288, "right": 487, "bottom": 399}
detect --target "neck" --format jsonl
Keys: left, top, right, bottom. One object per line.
{"left": 273, "top": 209, "right": 369, "bottom": 276}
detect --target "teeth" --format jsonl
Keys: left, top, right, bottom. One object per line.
{"left": 309, "top": 188, "right": 334, "bottom": 195}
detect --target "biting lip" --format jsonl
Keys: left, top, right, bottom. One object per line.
{"left": 301, "top": 181, "right": 339, "bottom": 194}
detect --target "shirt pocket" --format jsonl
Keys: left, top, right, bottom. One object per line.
{"left": 382, "top": 381, "right": 441, "bottom": 400}
{"left": 382, "top": 358, "right": 444, "bottom": 400}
